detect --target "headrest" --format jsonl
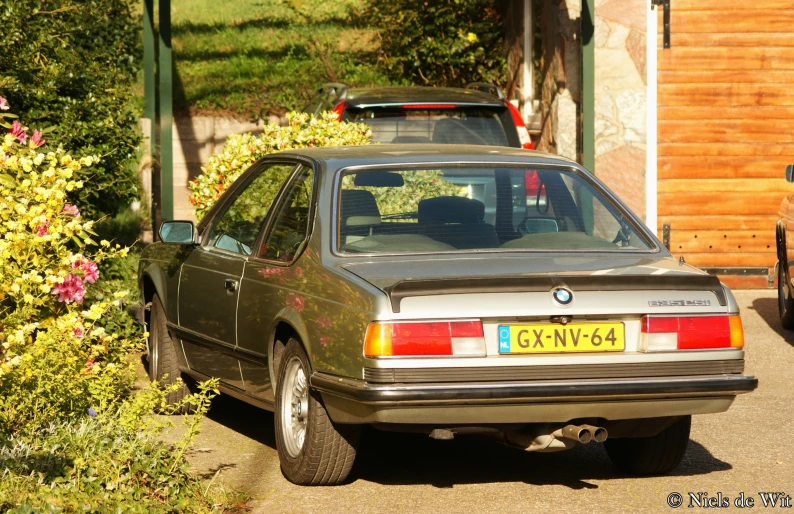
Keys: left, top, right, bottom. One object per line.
{"left": 418, "top": 196, "right": 485, "bottom": 224}
{"left": 341, "top": 190, "right": 381, "bottom": 226}
{"left": 431, "top": 118, "right": 462, "bottom": 144}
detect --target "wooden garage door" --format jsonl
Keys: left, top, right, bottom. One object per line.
{"left": 656, "top": 0, "right": 794, "bottom": 288}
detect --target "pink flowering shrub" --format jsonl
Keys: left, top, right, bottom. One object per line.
{"left": 0, "top": 104, "right": 138, "bottom": 433}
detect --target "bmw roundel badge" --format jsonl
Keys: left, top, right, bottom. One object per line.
{"left": 552, "top": 287, "right": 573, "bottom": 306}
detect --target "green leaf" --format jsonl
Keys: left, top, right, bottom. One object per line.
{"left": 71, "top": 235, "right": 85, "bottom": 247}
{"left": 0, "top": 174, "right": 16, "bottom": 188}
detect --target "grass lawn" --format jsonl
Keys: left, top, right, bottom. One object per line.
{"left": 169, "top": 0, "right": 393, "bottom": 119}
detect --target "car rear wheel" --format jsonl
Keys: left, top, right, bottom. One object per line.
{"left": 148, "top": 294, "right": 194, "bottom": 413}
{"left": 274, "top": 338, "right": 360, "bottom": 485}
{"left": 778, "top": 262, "right": 794, "bottom": 330}
{"left": 604, "top": 415, "right": 691, "bottom": 475}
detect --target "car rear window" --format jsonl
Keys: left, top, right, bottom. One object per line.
{"left": 337, "top": 166, "right": 653, "bottom": 254}
{"left": 343, "top": 107, "right": 512, "bottom": 146}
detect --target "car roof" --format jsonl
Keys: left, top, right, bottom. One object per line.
{"left": 344, "top": 87, "right": 504, "bottom": 108}
{"left": 272, "top": 144, "right": 579, "bottom": 169}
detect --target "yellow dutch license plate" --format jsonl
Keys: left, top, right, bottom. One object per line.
{"left": 498, "top": 323, "right": 625, "bottom": 354}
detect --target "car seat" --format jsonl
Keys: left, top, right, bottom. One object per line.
{"left": 340, "top": 190, "right": 382, "bottom": 244}
{"left": 418, "top": 196, "right": 500, "bottom": 249}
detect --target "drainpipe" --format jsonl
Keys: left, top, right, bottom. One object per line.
{"left": 522, "top": 0, "right": 534, "bottom": 122}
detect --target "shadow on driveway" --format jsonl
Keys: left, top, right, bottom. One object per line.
{"left": 204, "top": 393, "right": 731, "bottom": 489}
{"left": 351, "top": 428, "right": 730, "bottom": 489}
{"left": 750, "top": 296, "right": 794, "bottom": 347}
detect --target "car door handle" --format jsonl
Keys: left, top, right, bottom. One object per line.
{"left": 224, "top": 279, "right": 238, "bottom": 292}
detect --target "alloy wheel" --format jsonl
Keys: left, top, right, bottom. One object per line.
{"left": 280, "top": 356, "right": 309, "bottom": 458}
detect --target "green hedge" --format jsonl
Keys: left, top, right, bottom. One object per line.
{"left": 0, "top": 0, "right": 142, "bottom": 220}
{"left": 365, "top": 0, "right": 506, "bottom": 88}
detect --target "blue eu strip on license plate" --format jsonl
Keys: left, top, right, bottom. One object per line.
{"left": 499, "top": 326, "right": 512, "bottom": 353}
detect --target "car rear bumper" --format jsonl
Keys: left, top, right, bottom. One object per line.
{"left": 311, "top": 372, "right": 758, "bottom": 424}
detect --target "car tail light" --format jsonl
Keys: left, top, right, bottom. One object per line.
{"left": 399, "top": 103, "right": 457, "bottom": 109}
{"left": 364, "top": 320, "right": 486, "bottom": 357}
{"left": 524, "top": 170, "right": 545, "bottom": 198}
{"left": 640, "top": 314, "right": 744, "bottom": 351}
{"left": 505, "top": 101, "right": 534, "bottom": 150}
{"left": 332, "top": 101, "right": 346, "bottom": 120}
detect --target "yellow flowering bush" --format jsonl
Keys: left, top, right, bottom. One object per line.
{"left": 188, "top": 111, "right": 373, "bottom": 219}
{"left": 0, "top": 109, "right": 139, "bottom": 433}
{"left": 0, "top": 107, "right": 236, "bottom": 511}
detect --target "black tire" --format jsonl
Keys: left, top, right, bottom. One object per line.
{"left": 779, "top": 261, "right": 794, "bottom": 330}
{"left": 605, "top": 415, "right": 691, "bottom": 475}
{"left": 274, "top": 338, "right": 360, "bottom": 485}
{"left": 148, "top": 294, "right": 194, "bottom": 413}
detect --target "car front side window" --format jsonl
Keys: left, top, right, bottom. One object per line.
{"left": 207, "top": 163, "right": 297, "bottom": 256}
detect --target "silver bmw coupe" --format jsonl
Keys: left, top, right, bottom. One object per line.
{"left": 132, "top": 145, "right": 757, "bottom": 485}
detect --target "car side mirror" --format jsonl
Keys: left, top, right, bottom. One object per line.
{"left": 159, "top": 220, "right": 199, "bottom": 245}
{"left": 786, "top": 164, "right": 794, "bottom": 183}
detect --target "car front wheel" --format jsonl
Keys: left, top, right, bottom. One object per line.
{"left": 604, "top": 415, "right": 691, "bottom": 475}
{"left": 148, "top": 294, "right": 193, "bottom": 413}
{"left": 274, "top": 338, "right": 360, "bottom": 485}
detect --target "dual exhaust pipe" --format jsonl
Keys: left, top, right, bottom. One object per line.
{"left": 555, "top": 424, "right": 608, "bottom": 444}
{"left": 499, "top": 423, "right": 609, "bottom": 452}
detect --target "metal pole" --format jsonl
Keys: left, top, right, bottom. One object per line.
{"left": 158, "top": 0, "right": 174, "bottom": 222}
{"left": 582, "top": 0, "right": 595, "bottom": 173}
{"left": 143, "top": 0, "right": 158, "bottom": 234}
{"left": 581, "top": 0, "right": 595, "bottom": 234}
{"left": 645, "top": 0, "right": 659, "bottom": 230}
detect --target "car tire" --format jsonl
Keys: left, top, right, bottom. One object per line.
{"left": 274, "top": 338, "right": 360, "bottom": 485}
{"left": 778, "top": 262, "right": 794, "bottom": 330}
{"left": 148, "top": 294, "right": 194, "bottom": 413}
{"left": 604, "top": 415, "right": 691, "bottom": 475}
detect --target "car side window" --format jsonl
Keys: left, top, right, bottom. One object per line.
{"left": 259, "top": 166, "right": 315, "bottom": 262}
{"left": 207, "top": 163, "right": 297, "bottom": 255}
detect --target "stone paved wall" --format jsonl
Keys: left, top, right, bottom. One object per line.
{"left": 537, "top": 0, "right": 648, "bottom": 220}
{"left": 594, "top": 0, "right": 647, "bottom": 219}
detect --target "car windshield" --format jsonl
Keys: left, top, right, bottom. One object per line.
{"left": 337, "top": 166, "right": 653, "bottom": 254}
{"left": 343, "top": 107, "right": 511, "bottom": 146}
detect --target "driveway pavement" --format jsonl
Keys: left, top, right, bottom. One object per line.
{"left": 170, "top": 290, "right": 793, "bottom": 513}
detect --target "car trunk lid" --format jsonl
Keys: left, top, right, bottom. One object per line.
{"left": 340, "top": 253, "right": 724, "bottom": 313}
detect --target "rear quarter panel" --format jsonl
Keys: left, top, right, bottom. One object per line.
{"left": 259, "top": 235, "right": 385, "bottom": 379}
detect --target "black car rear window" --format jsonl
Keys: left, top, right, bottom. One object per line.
{"left": 343, "top": 106, "right": 512, "bottom": 147}
{"left": 336, "top": 166, "right": 653, "bottom": 255}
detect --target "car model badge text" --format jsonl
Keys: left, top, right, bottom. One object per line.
{"left": 648, "top": 299, "right": 711, "bottom": 307}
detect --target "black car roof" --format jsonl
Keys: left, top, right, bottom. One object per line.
{"left": 272, "top": 144, "right": 577, "bottom": 169}
{"left": 344, "top": 87, "right": 505, "bottom": 108}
